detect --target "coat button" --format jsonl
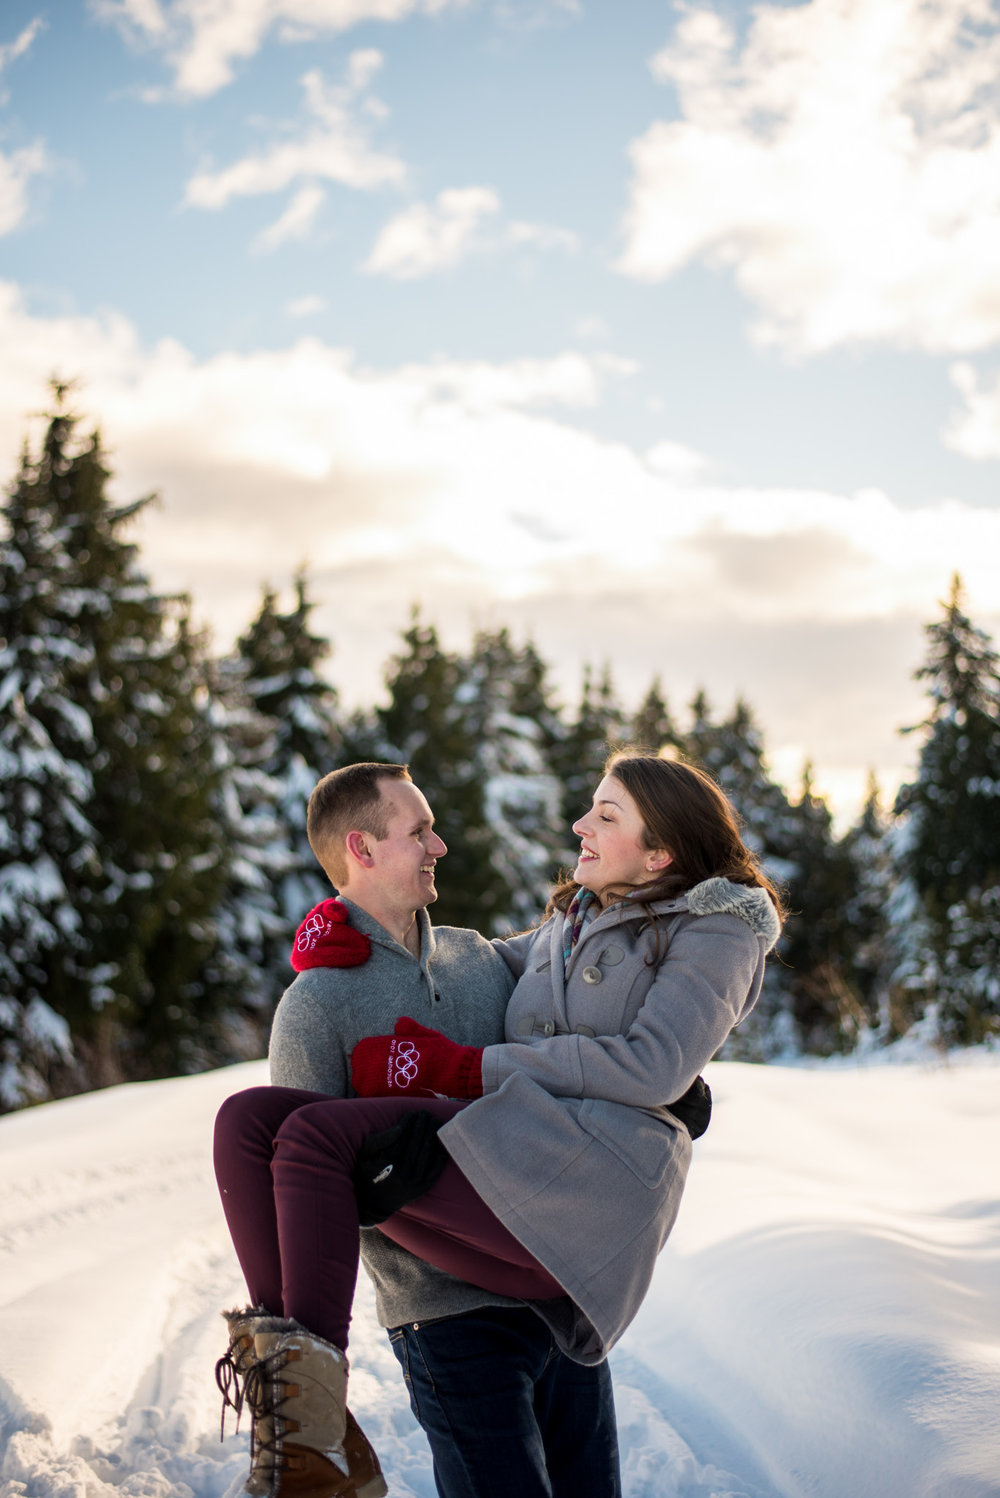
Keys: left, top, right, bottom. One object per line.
{"left": 542, "top": 1021, "right": 555, "bottom": 1036}
{"left": 582, "top": 966, "right": 602, "bottom": 984}
{"left": 599, "top": 945, "right": 624, "bottom": 966}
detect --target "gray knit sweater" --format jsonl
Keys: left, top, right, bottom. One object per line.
{"left": 268, "top": 898, "right": 520, "bottom": 1328}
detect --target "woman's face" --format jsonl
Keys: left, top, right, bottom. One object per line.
{"left": 571, "top": 774, "right": 671, "bottom": 903}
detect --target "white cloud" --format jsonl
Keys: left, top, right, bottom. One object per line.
{"left": 574, "top": 315, "right": 610, "bottom": 341}
{"left": 619, "top": 0, "right": 1000, "bottom": 357}
{"left": 3, "top": 279, "right": 998, "bottom": 817}
{"left": 362, "top": 187, "right": 501, "bottom": 278}
{"left": 185, "top": 56, "right": 404, "bottom": 211}
{"left": 253, "top": 182, "right": 326, "bottom": 250}
{"left": 507, "top": 219, "right": 579, "bottom": 252}
{"left": 286, "top": 292, "right": 329, "bottom": 317}
{"left": 944, "top": 360, "right": 1000, "bottom": 459}
{"left": 0, "top": 17, "right": 45, "bottom": 75}
{"left": 0, "top": 20, "right": 48, "bottom": 233}
{"left": 0, "top": 142, "right": 47, "bottom": 236}
{"left": 93, "top": 0, "right": 463, "bottom": 97}
{"left": 363, "top": 188, "right": 579, "bottom": 278}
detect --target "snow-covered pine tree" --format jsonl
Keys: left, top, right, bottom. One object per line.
{"left": 684, "top": 694, "right": 799, "bottom": 886}
{"left": 235, "top": 574, "right": 340, "bottom": 928}
{"left": 2, "top": 390, "right": 229, "bottom": 1090}
{"left": 630, "top": 677, "right": 680, "bottom": 756}
{"left": 376, "top": 611, "right": 492, "bottom": 929}
{"left": 554, "top": 663, "right": 627, "bottom": 830}
{"left": 683, "top": 692, "right": 800, "bottom": 1057}
{"left": 109, "top": 607, "right": 232, "bottom": 1078}
{"left": 778, "top": 763, "right": 862, "bottom": 1054}
{"left": 458, "top": 628, "right": 565, "bottom": 933}
{"left": 891, "top": 576, "right": 1000, "bottom": 1043}
{"left": 840, "top": 771, "right": 893, "bottom": 1042}
{"left": 197, "top": 650, "right": 293, "bottom": 1056}
{"left": 0, "top": 421, "right": 96, "bottom": 1107}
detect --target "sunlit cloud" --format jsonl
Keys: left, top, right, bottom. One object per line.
{"left": 363, "top": 187, "right": 579, "bottom": 277}
{"left": 184, "top": 55, "right": 405, "bottom": 210}
{"left": 944, "top": 360, "right": 1000, "bottom": 460}
{"left": 0, "top": 18, "right": 47, "bottom": 233}
{"left": 0, "top": 17, "right": 45, "bottom": 77}
{"left": 2, "top": 279, "right": 996, "bottom": 816}
{"left": 507, "top": 220, "right": 579, "bottom": 252}
{"left": 618, "top": 0, "right": 1000, "bottom": 357}
{"left": 253, "top": 182, "right": 326, "bottom": 251}
{"left": 0, "top": 142, "right": 47, "bottom": 236}
{"left": 286, "top": 292, "right": 329, "bottom": 317}
{"left": 362, "top": 187, "right": 502, "bottom": 278}
{"left": 92, "top": 0, "right": 463, "bottom": 97}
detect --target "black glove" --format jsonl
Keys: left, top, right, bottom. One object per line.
{"left": 666, "top": 1075, "right": 712, "bottom": 1140}
{"left": 353, "top": 1110, "right": 449, "bottom": 1227}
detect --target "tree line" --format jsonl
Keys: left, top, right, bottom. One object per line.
{"left": 2, "top": 392, "right": 999, "bottom": 1110}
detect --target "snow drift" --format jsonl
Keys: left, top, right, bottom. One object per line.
{"left": 1, "top": 1052, "right": 998, "bottom": 1497}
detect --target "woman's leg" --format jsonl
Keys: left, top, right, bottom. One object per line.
{"left": 213, "top": 1085, "right": 331, "bottom": 1316}
{"left": 214, "top": 1089, "right": 474, "bottom": 1345}
{"left": 215, "top": 1089, "right": 563, "bottom": 1355}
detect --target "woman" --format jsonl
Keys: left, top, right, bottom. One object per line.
{"left": 213, "top": 752, "right": 782, "bottom": 1498}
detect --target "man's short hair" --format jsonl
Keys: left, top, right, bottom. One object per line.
{"left": 307, "top": 762, "right": 412, "bottom": 888}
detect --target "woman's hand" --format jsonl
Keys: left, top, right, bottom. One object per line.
{"left": 352, "top": 1018, "right": 484, "bottom": 1099}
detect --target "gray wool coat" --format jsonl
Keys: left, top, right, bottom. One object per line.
{"left": 440, "top": 876, "right": 781, "bottom": 1365}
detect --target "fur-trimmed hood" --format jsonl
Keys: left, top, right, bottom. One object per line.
{"left": 684, "top": 876, "right": 782, "bottom": 952}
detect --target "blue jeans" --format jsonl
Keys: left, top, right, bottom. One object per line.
{"left": 388, "top": 1307, "right": 622, "bottom": 1498}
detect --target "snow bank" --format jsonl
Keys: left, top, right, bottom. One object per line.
{"left": 1, "top": 1054, "right": 998, "bottom": 1497}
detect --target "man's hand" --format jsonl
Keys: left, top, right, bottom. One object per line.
{"left": 291, "top": 898, "right": 371, "bottom": 971}
{"left": 352, "top": 1018, "right": 484, "bottom": 1099}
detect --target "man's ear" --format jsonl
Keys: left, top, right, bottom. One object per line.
{"left": 345, "top": 830, "right": 376, "bottom": 870}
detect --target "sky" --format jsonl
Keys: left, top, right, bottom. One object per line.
{"left": 4, "top": 0, "right": 1000, "bottom": 822}
{"left": 3, "top": 1048, "right": 999, "bottom": 1496}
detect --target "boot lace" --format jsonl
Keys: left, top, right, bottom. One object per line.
{"left": 242, "top": 1346, "right": 293, "bottom": 1474}
{"left": 215, "top": 1347, "right": 248, "bottom": 1440}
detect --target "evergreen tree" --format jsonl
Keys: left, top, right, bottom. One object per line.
{"left": 685, "top": 694, "right": 800, "bottom": 885}
{"left": 1, "top": 389, "right": 229, "bottom": 1090}
{"left": 197, "top": 651, "right": 293, "bottom": 1050}
{"left": 630, "top": 677, "right": 679, "bottom": 756}
{"left": 555, "top": 663, "right": 627, "bottom": 830}
{"left": 236, "top": 574, "right": 341, "bottom": 925}
{"left": 0, "top": 425, "right": 96, "bottom": 1105}
{"left": 683, "top": 693, "right": 801, "bottom": 1058}
{"left": 891, "top": 576, "right": 1000, "bottom": 1042}
{"left": 778, "top": 764, "right": 861, "bottom": 1054}
{"left": 840, "top": 772, "right": 893, "bottom": 1039}
{"left": 461, "top": 628, "right": 565, "bottom": 932}
{"left": 376, "top": 611, "right": 491, "bottom": 929}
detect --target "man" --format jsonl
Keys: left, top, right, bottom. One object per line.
{"left": 268, "top": 761, "right": 623, "bottom": 1498}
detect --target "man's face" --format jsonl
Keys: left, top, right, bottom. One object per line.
{"left": 369, "top": 778, "right": 448, "bottom": 912}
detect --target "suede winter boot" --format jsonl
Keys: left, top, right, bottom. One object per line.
{"left": 218, "top": 1309, "right": 386, "bottom": 1498}
{"left": 242, "top": 1317, "right": 386, "bottom": 1498}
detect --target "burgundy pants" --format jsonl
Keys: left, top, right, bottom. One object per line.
{"left": 213, "top": 1086, "right": 562, "bottom": 1350}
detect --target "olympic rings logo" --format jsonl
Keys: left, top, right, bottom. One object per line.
{"left": 392, "top": 1040, "right": 420, "bottom": 1087}
{"left": 295, "top": 912, "right": 331, "bottom": 952}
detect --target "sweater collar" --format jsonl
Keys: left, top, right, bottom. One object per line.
{"left": 336, "top": 897, "right": 436, "bottom": 965}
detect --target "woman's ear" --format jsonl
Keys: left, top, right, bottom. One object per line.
{"left": 646, "top": 849, "right": 673, "bottom": 873}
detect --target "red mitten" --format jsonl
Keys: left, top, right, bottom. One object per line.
{"left": 291, "top": 899, "right": 371, "bottom": 971}
{"left": 351, "top": 1016, "right": 484, "bottom": 1099}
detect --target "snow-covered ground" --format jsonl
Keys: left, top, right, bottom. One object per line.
{"left": 2, "top": 1053, "right": 999, "bottom": 1498}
